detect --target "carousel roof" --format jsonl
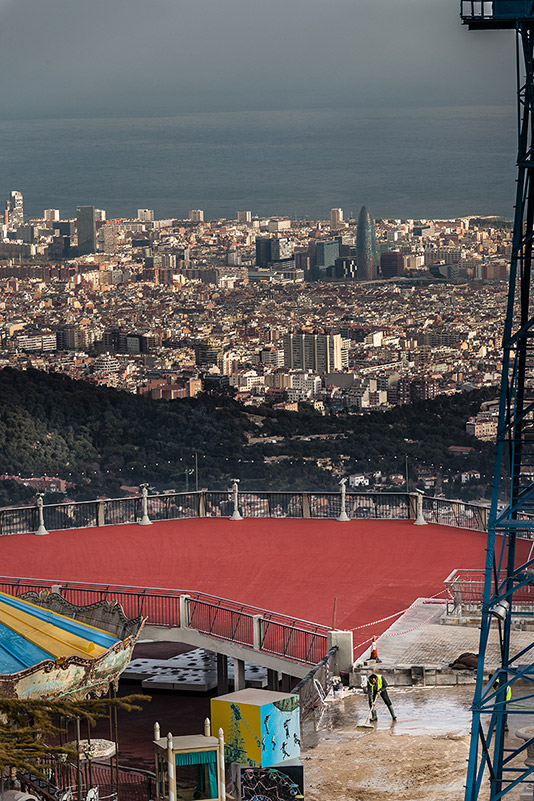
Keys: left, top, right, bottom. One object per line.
{"left": 0, "top": 590, "right": 119, "bottom": 675}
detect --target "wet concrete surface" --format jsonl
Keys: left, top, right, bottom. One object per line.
{"left": 302, "top": 686, "right": 534, "bottom": 801}
{"left": 303, "top": 685, "right": 475, "bottom": 748}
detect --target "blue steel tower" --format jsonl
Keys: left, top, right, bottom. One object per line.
{"left": 461, "top": 2, "right": 534, "bottom": 799}
{"left": 356, "top": 205, "right": 377, "bottom": 280}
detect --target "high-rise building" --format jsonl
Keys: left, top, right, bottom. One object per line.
{"left": 380, "top": 251, "right": 405, "bottom": 278}
{"left": 330, "top": 208, "right": 344, "bottom": 230}
{"left": 312, "top": 240, "right": 340, "bottom": 274}
{"left": 76, "top": 206, "right": 97, "bottom": 255}
{"left": 356, "top": 205, "right": 377, "bottom": 280}
{"left": 271, "top": 237, "right": 293, "bottom": 262}
{"left": 43, "top": 209, "right": 60, "bottom": 222}
{"left": 283, "top": 332, "right": 342, "bottom": 373}
{"left": 5, "top": 191, "right": 24, "bottom": 227}
{"left": 190, "top": 209, "right": 205, "bottom": 223}
{"left": 255, "top": 237, "right": 272, "bottom": 267}
{"left": 95, "top": 209, "right": 106, "bottom": 222}
{"left": 137, "top": 209, "right": 155, "bottom": 222}
{"left": 236, "top": 210, "right": 252, "bottom": 224}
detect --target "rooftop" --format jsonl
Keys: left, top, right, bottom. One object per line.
{"left": 0, "top": 516, "right": 504, "bottom": 639}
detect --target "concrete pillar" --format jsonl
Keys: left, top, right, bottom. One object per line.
{"left": 327, "top": 630, "right": 354, "bottom": 674}
{"left": 198, "top": 491, "right": 207, "bottom": 518}
{"left": 267, "top": 669, "right": 278, "bottom": 691}
{"left": 179, "top": 594, "right": 191, "bottom": 628}
{"left": 478, "top": 505, "right": 488, "bottom": 532}
{"left": 217, "top": 653, "right": 229, "bottom": 694}
{"left": 97, "top": 500, "right": 105, "bottom": 527}
{"left": 302, "top": 492, "right": 311, "bottom": 519}
{"left": 408, "top": 493, "right": 418, "bottom": 520}
{"left": 233, "top": 658, "right": 246, "bottom": 691}
{"left": 280, "top": 674, "right": 293, "bottom": 693}
{"left": 252, "top": 615, "right": 263, "bottom": 651}
{"left": 35, "top": 494, "right": 48, "bottom": 536}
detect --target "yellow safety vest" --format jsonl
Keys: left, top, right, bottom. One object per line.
{"left": 494, "top": 680, "right": 512, "bottom": 701}
{"left": 368, "top": 675, "right": 383, "bottom": 692}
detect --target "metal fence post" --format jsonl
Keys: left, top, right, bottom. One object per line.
{"left": 139, "top": 484, "right": 152, "bottom": 526}
{"left": 302, "top": 492, "right": 311, "bottom": 518}
{"left": 179, "top": 594, "right": 191, "bottom": 628}
{"left": 408, "top": 493, "right": 418, "bottom": 520}
{"left": 35, "top": 494, "right": 48, "bottom": 536}
{"left": 252, "top": 614, "right": 263, "bottom": 651}
{"left": 478, "top": 505, "right": 488, "bottom": 532}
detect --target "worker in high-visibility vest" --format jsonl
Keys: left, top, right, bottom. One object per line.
{"left": 493, "top": 677, "right": 512, "bottom": 731}
{"left": 367, "top": 673, "right": 396, "bottom": 721}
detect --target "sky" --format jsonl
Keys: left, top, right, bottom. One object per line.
{"left": 0, "top": 0, "right": 517, "bottom": 119}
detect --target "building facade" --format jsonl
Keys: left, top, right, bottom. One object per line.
{"left": 356, "top": 205, "right": 377, "bottom": 280}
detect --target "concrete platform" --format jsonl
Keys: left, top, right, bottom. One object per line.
{"left": 352, "top": 598, "right": 534, "bottom": 686}
{"left": 0, "top": 518, "right": 514, "bottom": 637}
{"left": 124, "top": 648, "right": 268, "bottom": 692}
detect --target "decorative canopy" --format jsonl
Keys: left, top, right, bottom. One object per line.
{"left": 0, "top": 590, "right": 144, "bottom": 699}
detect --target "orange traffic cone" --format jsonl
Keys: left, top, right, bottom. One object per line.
{"left": 370, "top": 636, "right": 382, "bottom": 662}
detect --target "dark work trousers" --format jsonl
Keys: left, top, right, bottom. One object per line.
{"left": 369, "top": 689, "right": 392, "bottom": 708}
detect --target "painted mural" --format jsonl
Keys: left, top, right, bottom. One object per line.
{"left": 211, "top": 690, "right": 300, "bottom": 769}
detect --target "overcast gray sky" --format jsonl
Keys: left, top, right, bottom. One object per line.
{"left": 0, "top": 0, "right": 516, "bottom": 118}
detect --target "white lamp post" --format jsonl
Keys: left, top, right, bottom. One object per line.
{"left": 337, "top": 478, "right": 350, "bottom": 522}
{"left": 35, "top": 493, "right": 49, "bottom": 536}
{"left": 230, "top": 479, "right": 242, "bottom": 521}
{"left": 139, "top": 483, "right": 152, "bottom": 526}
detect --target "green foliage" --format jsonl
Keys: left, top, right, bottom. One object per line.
{"left": 0, "top": 367, "right": 497, "bottom": 502}
{"left": 0, "top": 694, "right": 145, "bottom": 776}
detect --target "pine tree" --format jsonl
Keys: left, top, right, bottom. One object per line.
{"left": 0, "top": 695, "right": 145, "bottom": 778}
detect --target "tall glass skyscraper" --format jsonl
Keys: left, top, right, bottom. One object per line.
{"left": 356, "top": 205, "right": 377, "bottom": 280}
{"left": 76, "top": 206, "right": 96, "bottom": 255}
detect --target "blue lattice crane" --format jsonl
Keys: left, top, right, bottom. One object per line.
{"left": 461, "top": 2, "right": 534, "bottom": 798}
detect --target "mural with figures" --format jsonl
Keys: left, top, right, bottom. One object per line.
{"left": 211, "top": 689, "right": 300, "bottom": 768}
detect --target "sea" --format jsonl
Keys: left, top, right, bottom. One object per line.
{"left": 0, "top": 105, "right": 518, "bottom": 222}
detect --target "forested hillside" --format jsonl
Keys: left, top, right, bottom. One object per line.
{"left": 0, "top": 368, "right": 496, "bottom": 503}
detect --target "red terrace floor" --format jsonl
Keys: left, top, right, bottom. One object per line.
{"left": 0, "top": 518, "right": 500, "bottom": 646}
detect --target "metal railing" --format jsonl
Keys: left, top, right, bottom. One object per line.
{"left": 188, "top": 597, "right": 254, "bottom": 648}
{"left": 444, "top": 568, "right": 534, "bottom": 615}
{"left": 261, "top": 618, "right": 328, "bottom": 665}
{"left": 0, "top": 576, "right": 330, "bottom": 667}
{"left": 0, "top": 489, "right": 497, "bottom": 536}
{"left": 291, "top": 646, "right": 338, "bottom": 720}
{"left": 19, "top": 760, "right": 156, "bottom": 801}
{"left": 421, "top": 496, "right": 489, "bottom": 531}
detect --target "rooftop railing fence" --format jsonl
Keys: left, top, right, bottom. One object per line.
{"left": 444, "top": 567, "right": 534, "bottom": 616}
{"left": 0, "top": 576, "right": 330, "bottom": 667}
{"left": 0, "top": 488, "right": 497, "bottom": 537}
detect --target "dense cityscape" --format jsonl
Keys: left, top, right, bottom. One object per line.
{"left": 0, "top": 191, "right": 508, "bottom": 500}
{"left": 1, "top": 193, "right": 508, "bottom": 405}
